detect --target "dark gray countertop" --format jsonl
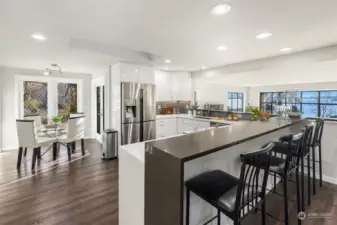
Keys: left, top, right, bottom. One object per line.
{"left": 146, "top": 118, "right": 309, "bottom": 161}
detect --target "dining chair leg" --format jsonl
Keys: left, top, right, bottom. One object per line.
{"left": 67, "top": 143, "right": 72, "bottom": 161}
{"left": 318, "top": 144, "right": 323, "bottom": 187}
{"left": 72, "top": 142, "right": 76, "bottom": 153}
{"left": 81, "top": 139, "right": 85, "bottom": 156}
{"left": 262, "top": 199, "right": 266, "bottom": 225}
{"left": 24, "top": 147, "right": 27, "bottom": 157}
{"left": 32, "top": 148, "right": 37, "bottom": 170}
{"left": 37, "top": 147, "right": 41, "bottom": 159}
{"left": 52, "top": 143, "right": 57, "bottom": 160}
{"left": 312, "top": 145, "right": 316, "bottom": 195}
{"left": 17, "top": 147, "right": 23, "bottom": 169}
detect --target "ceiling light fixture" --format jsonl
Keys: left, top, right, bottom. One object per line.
{"left": 280, "top": 47, "right": 292, "bottom": 52}
{"left": 43, "top": 64, "right": 62, "bottom": 76}
{"left": 201, "top": 66, "right": 207, "bottom": 70}
{"left": 217, "top": 45, "right": 228, "bottom": 51}
{"left": 211, "top": 4, "right": 231, "bottom": 15}
{"left": 256, "top": 32, "right": 272, "bottom": 39}
{"left": 43, "top": 69, "right": 51, "bottom": 76}
{"left": 164, "top": 59, "right": 171, "bottom": 63}
{"left": 31, "top": 33, "right": 47, "bottom": 41}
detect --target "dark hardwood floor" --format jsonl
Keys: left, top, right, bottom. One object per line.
{"left": 0, "top": 140, "right": 336, "bottom": 225}
{"left": 0, "top": 140, "right": 118, "bottom": 225}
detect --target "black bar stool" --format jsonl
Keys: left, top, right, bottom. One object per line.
{"left": 300, "top": 124, "right": 314, "bottom": 209}
{"left": 267, "top": 132, "right": 304, "bottom": 225}
{"left": 185, "top": 142, "right": 274, "bottom": 225}
{"left": 311, "top": 119, "right": 324, "bottom": 194}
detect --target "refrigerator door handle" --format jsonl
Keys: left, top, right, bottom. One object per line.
{"left": 140, "top": 88, "right": 144, "bottom": 141}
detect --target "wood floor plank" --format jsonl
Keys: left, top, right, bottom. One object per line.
{"left": 0, "top": 139, "right": 337, "bottom": 225}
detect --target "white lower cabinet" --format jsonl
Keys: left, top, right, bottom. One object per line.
{"left": 157, "top": 117, "right": 211, "bottom": 138}
{"left": 156, "top": 118, "right": 178, "bottom": 138}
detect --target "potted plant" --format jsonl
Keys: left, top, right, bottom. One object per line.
{"left": 247, "top": 106, "right": 261, "bottom": 121}
{"left": 51, "top": 115, "right": 62, "bottom": 124}
{"left": 190, "top": 102, "right": 199, "bottom": 117}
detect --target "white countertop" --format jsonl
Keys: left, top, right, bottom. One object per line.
{"left": 120, "top": 114, "right": 249, "bottom": 163}
{"left": 156, "top": 114, "right": 245, "bottom": 125}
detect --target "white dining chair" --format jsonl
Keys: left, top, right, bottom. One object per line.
{"left": 24, "top": 114, "right": 42, "bottom": 129}
{"left": 16, "top": 119, "right": 56, "bottom": 170}
{"left": 69, "top": 112, "right": 85, "bottom": 151}
{"left": 23, "top": 114, "right": 43, "bottom": 156}
{"left": 57, "top": 116, "right": 85, "bottom": 161}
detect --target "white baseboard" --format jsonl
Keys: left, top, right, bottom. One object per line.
{"left": 322, "top": 174, "right": 337, "bottom": 185}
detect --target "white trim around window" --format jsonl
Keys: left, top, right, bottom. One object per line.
{"left": 14, "top": 75, "right": 84, "bottom": 120}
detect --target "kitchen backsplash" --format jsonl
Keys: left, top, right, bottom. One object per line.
{"left": 156, "top": 101, "right": 191, "bottom": 114}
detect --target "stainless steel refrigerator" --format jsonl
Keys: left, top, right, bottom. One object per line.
{"left": 121, "top": 82, "right": 156, "bottom": 145}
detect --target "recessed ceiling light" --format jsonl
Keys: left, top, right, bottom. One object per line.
{"left": 31, "top": 33, "right": 47, "bottom": 41}
{"left": 201, "top": 66, "right": 207, "bottom": 70}
{"left": 256, "top": 32, "right": 272, "bottom": 39}
{"left": 217, "top": 45, "right": 228, "bottom": 51}
{"left": 280, "top": 47, "right": 292, "bottom": 52}
{"left": 211, "top": 4, "right": 231, "bottom": 15}
{"left": 164, "top": 59, "right": 171, "bottom": 63}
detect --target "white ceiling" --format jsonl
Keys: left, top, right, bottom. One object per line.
{"left": 1, "top": 0, "right": 337, "bottom": 74}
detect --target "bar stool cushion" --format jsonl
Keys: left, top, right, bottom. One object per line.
{"left": 186, "top": 170, "right": 239, "bottom": 201}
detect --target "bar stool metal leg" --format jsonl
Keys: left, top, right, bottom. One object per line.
{"left": 217, "top": 209, "right": 221, "bottom": 225}
{"left": 307, "top": 151, "right": 311, "bottom": 206}
{"left": 312, "top": 145, "right": 316, "bottom": 195}
{"left": 283, "top": 173, "right": 289, "bottom": 225}
{"left": 301, "top": 155, "right": 305, "bottom": 211}
{"left": 186, "top": 188, "right": 190, "bottom": 225}
{"left": 296, "top": 167, "right": 302, "bottom": 225}
{"left": 318, "top": 144, "right": 323, "bottom": 187}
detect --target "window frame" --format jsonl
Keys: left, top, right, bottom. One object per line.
{"left": 259, "top": 90, "right": 337, "bottom": 118}
{"left": 15, "top": 75, "right": 83, "bottom": 121}
{"left": 228, "top": 92, "right": 244, "bottom": 112}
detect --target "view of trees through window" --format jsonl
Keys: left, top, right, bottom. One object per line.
{"left": 228, "top": 92, "right": 244, "bottom": 112}
{"left": 23, "top": 81, "right": 78, "bottom": 124}
{"left": 58, "top": 83, "right": 78, "bottom": 122}
{"left": 23, "top": 81, "right": 48, "bottom": 124}
{"left": 260, "top": 91, "right": 337, "bottom": 118}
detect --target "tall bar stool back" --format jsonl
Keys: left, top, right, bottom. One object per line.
{"left": 312, "top": 119, "right": 325, "bottom": 192}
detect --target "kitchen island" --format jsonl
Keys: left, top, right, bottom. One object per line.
{"left": 119, "top": 117, "right": 310, "bottom": 225}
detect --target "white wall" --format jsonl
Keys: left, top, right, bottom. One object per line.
{"left": 0, "top": 66, "right": 92, "bottom": 151}
{"left": 192, "top": 45, "right": 337, "bottom": 107}
{"left": 192, "top": 75, "right": 248, "bottom": 110}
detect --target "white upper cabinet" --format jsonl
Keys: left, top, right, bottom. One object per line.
{"left": 155, "top": 70, "right": 192, "bottom": 101}
{"left": 138, "top": 65, "right": 155, "bottom": 84}
{"left": 170, "top": 72, "right": 192, "bottom": 101}
{"left": 120, "top": 63, "right": 155, "bottom": 84}
{"left": 155, "top": 70, "right": 172, "bottom": 101}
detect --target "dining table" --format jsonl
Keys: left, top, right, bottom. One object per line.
{"left": 37, "top": 123, "right": 67, "bottom": 160}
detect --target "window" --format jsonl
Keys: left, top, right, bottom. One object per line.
{"left": 58, "top": 83, "right": 78, "bottom": 121}
{"left": 17, "top": 76, "right": 82, "bottom": 124}
{"left": 260, "top": 91, "right": 337, "bottom": 118}
{"left": 24, "top": 81, "right": 48, "bottom": 124}
{"left": 228, "top": 92, "right": 244, "bottom": 112}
